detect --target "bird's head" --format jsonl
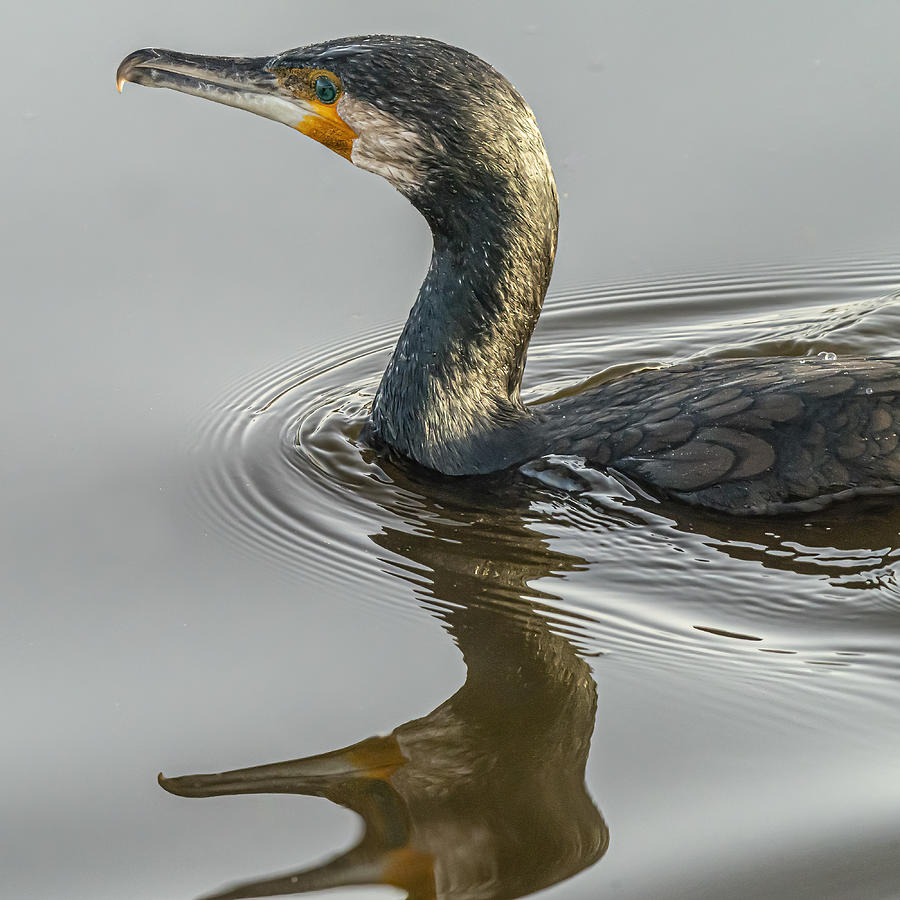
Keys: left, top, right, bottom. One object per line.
{"left": 117, "top": 35, "right": 554, "bottom": 230}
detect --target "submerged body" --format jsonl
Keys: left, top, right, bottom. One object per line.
{"left": 117, "top": 35, "right": 900, "bottom": 514}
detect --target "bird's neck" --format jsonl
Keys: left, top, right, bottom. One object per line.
{"left": 369, "top": 175, "right": 558, "bottom": 474}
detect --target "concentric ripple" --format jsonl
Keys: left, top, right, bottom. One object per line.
{"left": 188, "top": 259, "right": 900, "bottom": 690}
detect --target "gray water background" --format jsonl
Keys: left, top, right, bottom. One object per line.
{"left": 5, "top": 2, "right": 900, "bottom": 898}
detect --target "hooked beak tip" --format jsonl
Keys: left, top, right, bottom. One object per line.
{"left": 116, "top": 48, "right": 167, "bottom": 95}
{"left": 157, "top": 771, "right": 191, "bottom": 795}
{"left": 116, "top": 49, "right": 143, "bottom": 93}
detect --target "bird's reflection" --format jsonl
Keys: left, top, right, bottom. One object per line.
{"left": 161, "top": 479, "right": 608, "bottom": 900}
{"left": 525, "top": 454, "right": 900, "bottom": 589}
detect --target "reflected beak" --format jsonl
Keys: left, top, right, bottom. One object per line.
{"left": 158, "top": 734, "right": 435, "bottom": 900}
{"left": 116, "top": 48, "right": 357, "bottom": 158}
{"left": 158, "top": 733, "right": 407, "bottom": 798}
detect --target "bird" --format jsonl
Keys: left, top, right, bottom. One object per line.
{"left": 116, "top": 35, "right": 900, "bottom": 515}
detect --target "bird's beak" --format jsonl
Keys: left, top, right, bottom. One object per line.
{"left": 116, "top": 48, "right": 357, "bottom": 159}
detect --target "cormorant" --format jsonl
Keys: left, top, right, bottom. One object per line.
{"left": 117, "top": 36, "right": 900, "bottom": 514}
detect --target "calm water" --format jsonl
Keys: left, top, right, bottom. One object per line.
{"left": 5, "top": 3, "right": 900, "bottom": 899}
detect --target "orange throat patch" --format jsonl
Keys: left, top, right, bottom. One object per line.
{"left": 297, "top": 110, "right": 357, "bottom": 160}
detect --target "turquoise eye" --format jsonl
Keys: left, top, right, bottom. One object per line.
{"left": 314, "top": 75, "right": 338, "bottom": 104}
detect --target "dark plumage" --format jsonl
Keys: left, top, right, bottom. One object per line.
{"left": 117, "top": 35, "right": 900, "bottom": 514}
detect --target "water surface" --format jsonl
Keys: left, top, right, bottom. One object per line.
{"left": 5, "top": 3, "right": 900, "bottom": 899}
{"left": 169, "top": 261, "right": 900, "bottom": 898}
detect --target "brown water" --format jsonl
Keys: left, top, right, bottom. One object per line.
{"left": 5, "top": 3, "right": 900, "bottom": 899}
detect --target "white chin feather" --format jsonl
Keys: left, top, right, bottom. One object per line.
{"left": 338, "top": 95, "right": 431, "bottom": 193}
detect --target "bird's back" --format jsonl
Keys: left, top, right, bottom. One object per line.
{"left": 547, "top": 357, "right": 900, "bottom": 514}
